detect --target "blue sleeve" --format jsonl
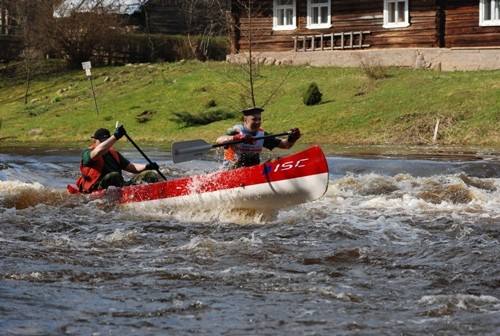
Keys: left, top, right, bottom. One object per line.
{"left": 225, "top": 127, "right": 238, "bottom": 136}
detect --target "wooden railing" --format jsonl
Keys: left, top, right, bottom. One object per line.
{"left": 293, "top": 31, "right": 371, "bottom": 52}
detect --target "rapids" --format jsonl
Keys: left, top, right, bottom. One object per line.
{"left": 0, "top": 146, "right": 499, "bottom": 335}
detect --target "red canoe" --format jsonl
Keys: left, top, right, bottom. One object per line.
{"left": 67, "top": 146, "right": 329, "bottom": 210}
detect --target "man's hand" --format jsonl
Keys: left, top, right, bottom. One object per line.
{"left": 146, "top": 162, "right": 159, "bottom": 171}
{"left": 287, "top": 128, "right": 301, "bottom": 143}
{"left": 114, "top": 125, "right": 126, "bottom": 140}
{"left": 233, "top": 134, "right": 255, "bottom": 144}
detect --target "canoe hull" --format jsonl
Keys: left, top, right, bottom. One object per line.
{"left": 131, "top": 172, "right": 329, "bottom": 211}
{"left": 70, "top": 146, "right": 329, "bottom": 211}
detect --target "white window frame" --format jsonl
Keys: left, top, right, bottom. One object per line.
{"left": 480, "top": 0, "right": 500, "bottom": 26}
{"left": 383, "top": 0, "right": 410, "bottom": 28}
{"left": 273, "top": 0, "right": 297, "bottom": 31}
{"left": 0, "top": 8, "right": 9, "bottom": 35}
{"left": 306, "top": 0, "right": 331, "bottom": 29}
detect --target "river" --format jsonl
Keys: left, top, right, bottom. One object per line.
{"left": 0, "top": 145, "right": 499, "bottom": 335}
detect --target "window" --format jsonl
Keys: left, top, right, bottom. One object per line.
{"left": 0, "top": 8, "right": 9, "bottom": 35}
{"left": 273, "top": 0, "right": 296, "bottom": 31}
{"left": 480, "top": 0, "right": 500, "bottom": 26}
{"left": 383, "top": 0, "right": 409, "bottom": 28}
{"left": 307, "top": 0, "right": 331, "bottom": 29}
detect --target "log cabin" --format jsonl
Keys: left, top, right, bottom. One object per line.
{"left": 53, "top": 0, "right": 230, "bottom": 34}
{"left": 2, "top": 0, "right": 498, "bottom": 69}
{"left": 231, "top": 0, "right": 500, "bottom": 52}
{"left": 0, "top": 0, "right": 229, "bottom": 61}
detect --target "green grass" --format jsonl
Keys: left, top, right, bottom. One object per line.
{"left": 0, "top": 60, "right": 499, "bottom": 148}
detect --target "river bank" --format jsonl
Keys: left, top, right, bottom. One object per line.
{"left": 1, "top": 61, "right": 499, "bottom": 146}
{"left": 1, "top": 142, "right": 499, "bottom": 169}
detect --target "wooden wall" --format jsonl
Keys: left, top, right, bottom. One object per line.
{"left": 234, "top": 0, "right": 500, "bottom": 52}
{"left": 0, "top": 35, "right": 21, "bottom": 62}
{"left": 445, "top": 0, "right": 500, "bottom": 47}
{"left": 143, "top": 0, "right": 188, "bottom": 34}
{"left": 143, "top": 0, "right": 230, "bottom": 35}
{"left": 236, "top": 0, "right": 441, "bottom": 52}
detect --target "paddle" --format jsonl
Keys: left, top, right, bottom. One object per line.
{"left": 117, "top": 122, "right": 167, "bottom": 181}
{"left": 172, "top": 131, "right": 290, "bottom": 164}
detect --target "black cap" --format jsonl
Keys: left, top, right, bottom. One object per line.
{"left": 242, "top": 107, "right": 264, "bottom": 116}
{"left": 91, "top": 128, "right": 111, "bottom": 141}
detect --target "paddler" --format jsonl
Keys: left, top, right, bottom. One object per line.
{"left": 75, "top": 125, "right": 160, "bottom": 192}
{"left": 215, "top": 107, "right": 301, "bottom": 169}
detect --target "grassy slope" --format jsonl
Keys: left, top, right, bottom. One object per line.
{"left": 0, "top": 61, "right": 499, "bottom": 148}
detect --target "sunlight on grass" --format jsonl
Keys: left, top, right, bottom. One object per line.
{"left": 0, "top": 61, "right": 499, "bottom": 146}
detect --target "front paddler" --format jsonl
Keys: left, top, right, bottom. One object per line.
{"left": 215, "top": 107, "right": 301, "bottom": 169}
{"left": 75, "top": 125, "right": 160, "bottom": 192}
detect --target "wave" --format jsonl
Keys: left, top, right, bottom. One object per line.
{"left": 1, "top": 172, "right": 499, "bottom": 226}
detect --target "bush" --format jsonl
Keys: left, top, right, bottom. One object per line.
{"left": 205, "top": 99, "right": 217, "bottom": 108}
{"left": 303, "top": 82, "right": 323, "bottom": 106}
{"left": 171, "top": 107, "right": 236, "bottom": 127}
{"left": 357, "top": 55, "right": 390, "bottom": 80}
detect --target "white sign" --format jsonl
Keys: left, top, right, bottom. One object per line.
{"left": 82, "top": 61, "right": 92, "bottom": 77}
{"left": 81, "top": 61, "right": 92, "bottom": 70}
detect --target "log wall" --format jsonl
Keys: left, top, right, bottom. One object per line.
{"left": 0, "top": 35, "right": 21, "bottom": 62}
{"left": 143, "top": 0, "right": 188, "bottom": 34}
{"left": 236, "top": 0, "right": 440, "bottom": 52}
{"left": 445, "top": 0, "right": 500, "bottom": 47}
{"left": 234, "top": 0, "right": 500, "bottom": 52}
{"left": 143, "top": 0, "right": 230, "bottom": 35}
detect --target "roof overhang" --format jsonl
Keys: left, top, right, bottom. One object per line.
{"left": 54, "top": 0, "right": 147, "bottom": 18}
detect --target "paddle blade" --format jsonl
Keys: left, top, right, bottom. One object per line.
{"left": 172, "top": 139, "right": 213, "bottom": 163}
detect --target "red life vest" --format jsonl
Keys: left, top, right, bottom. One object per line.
{"left": 76, "top": 146, "right": 120, "bottom": 193}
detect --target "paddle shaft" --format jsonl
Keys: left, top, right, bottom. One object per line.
{"left": 124, "top": 133, "right": 167, "bottom": 181}
{"left": 171, "top": 131, "right": 292, "bottom": 163}
{"left": 213, "top": 131, "right": 291, "bottom": 148}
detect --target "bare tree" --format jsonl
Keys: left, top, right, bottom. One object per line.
{"left": 5, "top": 0, "right": 53, "bottom": 104}
{"left": 200, "top": 0, "right": 231, "bottom": 60}
{"left": 181, "top": 0, "right": 200, "bottom": 59}
{"left": 225, "top": 0, "right": 290, "bottom": 110}
{"left": 141, "top": 1, "right": 155, "bottom": 62}
{"left": 47, "top": 0, "right": 123, "bottom": 68}
{"left": 180, "top": 0, "right": 230, "bottom": 60}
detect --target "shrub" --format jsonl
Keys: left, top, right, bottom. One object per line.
{"left": 136, "top": 110, "right": 155, "bottom": 123}
{"left": 358, "top": 55, "right": 390, "bottom": 80}
{"left": 171, "top": 107, "right": 236, "bottom": 127}
{"left": 205, "top": 99, "right": 217, "bottom": 108}
{"left": 303, "top": 82, "right": 322, "bottom": 106}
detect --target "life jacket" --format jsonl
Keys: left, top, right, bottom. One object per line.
{"left": 76, "top": 145, "right": 120, "bottom": 193}
{"left": 223, "top": 125, "right": 265, "bottom": 168}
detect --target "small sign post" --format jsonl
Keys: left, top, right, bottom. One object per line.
{"left": 82, "top": 61, "right": 99, "bottom": 114}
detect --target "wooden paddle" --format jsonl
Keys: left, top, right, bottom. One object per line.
{"left": 171, "top": 132, "right": 290, "bottom": 164}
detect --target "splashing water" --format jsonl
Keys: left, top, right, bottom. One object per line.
{"left": 0, "top": 147, "right": 499, "bottom": 335}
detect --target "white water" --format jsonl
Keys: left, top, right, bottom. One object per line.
{"left": 0, "top": 147, "right": 499, "bottom": 335}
